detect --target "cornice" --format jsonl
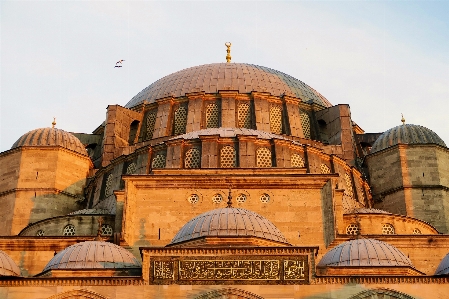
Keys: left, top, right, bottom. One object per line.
{"left": 0, "top": 188, "right": 84, "bottom": 199}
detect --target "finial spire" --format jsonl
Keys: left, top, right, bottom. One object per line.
{"left": 94, "top": 216, "right": 105, "bottom": 241}
{"left": 225, "top": 42, "right": 232, "bottom": 63}
{"left": 51, "top": 117, "right": 56, "bottom": 128}
{"left": 401, "top": 113, "right": 405, "bottom": 125}
{"left": 226, "top": 187, "right": 233, "bottom": 208}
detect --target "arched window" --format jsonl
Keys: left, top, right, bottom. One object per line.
{"left": 256, "top": 148, "right": 272, "bottom": 168}
{"left": 101, "top": 224, "right": 113, "bottom": 236}
{"left": 152, "top": 153, "right": 166, "bottom": 169}
{"left": 145, "top": 110, "right": 157, "bottom": 140}
{"left": 128, "top": 120, "right": 140, "bottom": 145}
{"left": 300, "top": 110, "right": 311, "bottom": 139}
{"left": 238, "top": 102, "right": 251, "bottom": 128}
{"left": 220, "top": 146, "right": 236, "bottom": 168}
{"left": 63, "top": 224, "right": 75, "bottom": 236}
{"left": 345, "top": 173, "right": 354, "bottom": 198}
{"left": 205, "top": 103, "right": 219, "bottom": 128}
{"left": 291, "top": 154, "right": 305, "bottom": 168}
{"left": 174, "top": 106, "right": 187, "bottom": 135}
{"left": 126, "top": 162, "right": 137, "bottom": 174}
{"left": 270, "top": 105, "right": 282, "bottom": 134}
{"left": 185, "top": 148, "right": 201, "bottom": 168}
{"left": 382, "top": 223, "right": 395, "bottom": 234}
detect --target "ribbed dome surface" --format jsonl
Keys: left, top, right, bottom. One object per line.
{"left": 317, "top": 239, "right": 413, "bottom": 267}
{"left": 0, "top": 250, "right": 21, "bottom": 276}
{"left": 371, "top": 124, "right": 446, "bottom": 154}
{"left": 43, "top": 241, "right": 141, "bottom": 272}
{"left": 170, "top": 207, "right": 289, "bottom": 245}
{"left": 11, "top": 127, "right": 87, "bottom": 156}
{"left": 125, "top": 63, "right": 332, "bottom": 108}
{"left": 435, "top": 253, "right": 449, "bottom": 275}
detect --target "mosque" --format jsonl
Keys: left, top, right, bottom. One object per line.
{"left": 1, "top": 44, "right": 449, "bottom": 298}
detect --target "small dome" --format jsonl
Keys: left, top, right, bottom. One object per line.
{"left": 371, "top": 124, "right": 446, "bottom": 154}
{"left": 170, "top": 207, "right": 289, "bottom": 245}
{"left": 317, "top": 239, "right": 413, "bottom": 267}
{"left": 346, "top": 208, "right": 391, "bottom": 215}
{"left": 43, "top": 241, "right": 141, "bottom": 272}
{"left": 11, "top": 127, "right": 87, "bottom": 156}
{"left": 125, "top": 63, "right": 332, "bottom": 108}
{"left": 68, "top": 209, "right": 111, "bottom": 215}
{"left": 435, "top": 253, "right": 449, "bottom": 275}
{"left": 0, "top": 250, "right": 21, "bottom": 276}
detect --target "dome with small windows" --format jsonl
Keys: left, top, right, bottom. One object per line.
{"left": 11, "top": 127, "right": 87, "bottom": 156}
{"left": 371, "top": 124, "right": 446, "bottom": 154}
{"left": 0, "top": 250, "right": 21, "bottom": 277}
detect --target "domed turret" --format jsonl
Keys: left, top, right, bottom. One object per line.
{"left": 0, "top": 250, "right": 21, "bottom": 277}
{"left": 11, "top": 127, "right": 87, "bottom": 156}
{"left": 169, "top": 207, "right": 290, "bottom": 246}
{"left": 371, "top": 124, "right": 446, "bottom": 154}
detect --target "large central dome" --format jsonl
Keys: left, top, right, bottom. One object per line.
{"left": 125, "top": 63, "right": 332, "bottom": 108}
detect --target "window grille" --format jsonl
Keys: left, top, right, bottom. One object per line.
{"left": 260, "top": 193, "right": 270, "bottom": 203}
{"left": 346, "top": 224, "right": 359, "bottom": 235}
{"left": 63, "top": 224, "right": 76, "bottom": 236}
{"left": 300, "top": 110, "right": 311, "bottom": 139}
{"left": 238, "top": 103, "right": 251, "bottom": 128}
{"left": 212, "top": 194, "right": 223, "bottom": 204}
{"left": 270, "top": 106, "right": 282, "bottom": 134}
{"left": 205, "top": 103, "right": 219, "bottom": 128}
{"left": 236, "top": 194, "right": 247, "bottom": 203}
{"left": 36, "top": 230, "right": 44, "bottom": 236}
{"left": 104, "top": 174, "right": 113, "bottom": 197}
{"left": 256, "top": 148, "right": 272, "bottom": 168}
{"left": 413, "top": 228, "right": 422, "bottom": 234}
{"left": 382, "top": 224, "right": 395, "bottom": 235}
{"left": 185, "top": 148, "right": 201, "bottom": 168}
{"left": 291, "top": 154, "right": 305, "bottom": 168}
{"left": 344, "top": 173, "right": 354, "bottom": 198}
{"left": 187, "top": 194, "right": 199, "bottom": 204}
{"left": 126, "top": 162, "right": 137, "bottom": 174}
{"left": 220, "top": 146, "right": 236, "bottom": 168}
{"left": 145, "top": 110, "right": 157, "bottom": 140}
{"left": 101, "top": 224, "right": 113, "bottom": 236}
{"left": 174, "top": 106, "right": 187, "bottom": 135}
{"left": 320, "top": 164, "right": 331, "bottom": 174}
{"left": 152, "top": 153, "right": 166, "bottom": 169}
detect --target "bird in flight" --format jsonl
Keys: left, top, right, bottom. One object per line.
{"left": 114, "top": 60, "right": 125, "bottom": 68}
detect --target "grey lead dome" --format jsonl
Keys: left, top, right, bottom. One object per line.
{"left": 125, "top": 63, "right": 332, "bottom": 108}
{"left": 371, "top": 124, "right": 446, "bottom": 154}
{"left": 170, "top": 207, "right": 290, "bottom": 245}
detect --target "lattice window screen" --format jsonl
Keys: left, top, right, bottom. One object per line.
{"left": 104, "top": 174, "right": 113, "bottom": 197}
{"left": 345, "top": 173, "right": 354, "bottom": 198}
{"left": 256, "top": 148, "right": 272, "bottom": 168}
{"left": 126, "top": 162, "right": 137, "bottom": 174}
{"left": 185, "top": 148, "right": 201, "bottom": 168}
{"left": 346, "top": 224, "right": 359, "bottom": 235}
{"left": 145, "top": 110, "right": 157, "bottom": 140}
{"left": 238, "top": 103, "right": 251, "bottom": 128}
{"left": 300, "top": 110, "right": 311, "bottom": 139}
{"left": 212, "top": 194, "right": 223, "bottom": 204}
{"left": 260, "top": 193, "right": 270, "bottom": 203}
{"left": 63, "top": 225, "right": 76, "bottom": 236}
{"left": 174, "top": 106, "right": 187, "bottom": 135}
{"left": 270, "top": 106, "right": 282, "bottom": 134}
{"left": 220, "top": 146, "right": 236, "bottom": 168}
{"left": 236, "top": 194, "right": 247, "bottom": 203}
{"left": 291, "top": 154, "right": 305, "bottom": 168}
{"left": 205, "top": 103, "right": 219, "bottom": 128}
{"left": 382, "top": 224, "right": 395, "bottom": 235}
{"left": 413, "top": 228, "right": 422, "bottom": 234}
{"left": 101, "top": 224, "right": 113, "bottom": 236}
{"left": 152, "top": 153, "right": 166, "bottom": 169}
{"left": 320, "top": 164, "right": 331, "bottom": 174}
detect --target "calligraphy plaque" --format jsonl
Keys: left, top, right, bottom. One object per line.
{"left": 283, "top": 260, "right": 306, "bottom": 280}
{"left": 154, "top": 261, "right": 174, "bottom": 280}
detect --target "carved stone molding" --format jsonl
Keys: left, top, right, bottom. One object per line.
{"left": 194, "top": 288, "right": 264, "bottom": 299}
{"left": 348, "top": 288, "right": 417, "bottom": 299}
{"left": 46, "top": 289, "right": 108, "bottom": 299}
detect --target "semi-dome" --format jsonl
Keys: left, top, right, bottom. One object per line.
{"left": 317, "top": 239, "right": 413, "bottom": 267}
{"left": 0, "top": 250, "right": 21, "bottom": 276}
{"left": 43, "top": 241, "right": 141, "bottom": 272}
{"left": 125, "top": 63, "right": 332, "bottom": 108}
{"left": 371, "top": 124, "right": 446, "bottom": 154}
{"left": 170, "top": 207, "right": 290, "bottom": 246}
{"left": 435, "top": 252, "right": 449, "bottom": 275}
{"left": 11, "top": 127, "right": 88, "bottom": 156}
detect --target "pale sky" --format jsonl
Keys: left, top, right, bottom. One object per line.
{"left": 1, "top": 1, "right": 449, "bottom": 152}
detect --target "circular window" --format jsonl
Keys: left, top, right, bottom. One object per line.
{"left": 260, "top": 193, "right": 270, "bottom": 203}
{"left": 382, "top": 224, "right": 395, "bottom": 235}
{"left": 187, "top": 194, "right": 199, "bottom": 204}
{"left": 346, "top": 224, "right": 359, "bottom": 235}
{"left": 236, "top": 193, "right": 247, "bottom": 203}
{"left": 212, "top": 194, "right": 222, "bottom": 204}
{"left": 101, "top": 224, "right": 113, "bottom": 236}
{"left": 413, "top": 228, "right": 422, "bottom": 235}
{"left": 36, "top": 230, "right": 44, "bottom": 236}
{"left": 63, "top": 224, "right": 76, "bottom": 236}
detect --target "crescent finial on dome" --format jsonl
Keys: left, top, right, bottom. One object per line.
{"left": 52, "top": 117, "right": 56, "bottom": 128}
{"left": 225, "top": 42, "right": 232, "bottom": 63}
{"left": 401, "top": 113, "right": 405, "bottom": 125}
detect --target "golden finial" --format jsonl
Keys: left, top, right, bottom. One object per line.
{"left": 94, "top": 216, "right": 105, "bottom": 241}
{"left": 225, "top": 42, "right": 232, "bottom": 63}
{"left": 226, "top": 187, "right": 233, "bottom": 208}
{"left": 51, "top": 117, "right": 56, "bottom": 128}
{"left": 401, "top": 113, "right": 405, "bottom": 125}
